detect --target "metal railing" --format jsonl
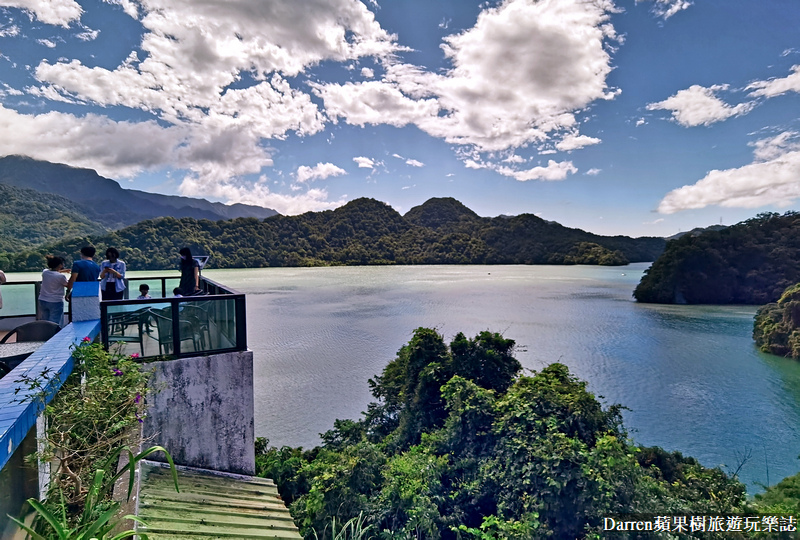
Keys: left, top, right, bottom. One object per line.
{"left": 100, "top": 276, "right": 247, "bottom": 359}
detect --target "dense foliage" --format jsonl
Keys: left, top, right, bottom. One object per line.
{"left": 753, "top": 282, "right": 800, "bottom": 358}
{"left": 634, "top": 212, "right": 800, "bottom": 304}
{"left": 0, "top": 183, "right": 107, "bottom": 252}
{"left": 0, "top": 197, "right": 664, "bottom": 272}
{"left": 256, "top": 328, "right": 753, "bottom": 539}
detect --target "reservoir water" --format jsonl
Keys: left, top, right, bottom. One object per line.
{"left": 6, "top": 263, "right": 800, "bottom": 492}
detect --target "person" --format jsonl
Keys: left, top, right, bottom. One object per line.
{"left": 99, "top": 247, "right": 126, "bottom": 301}
{"left": 172, "top": 288, "right": 183, "bottom": 297}
{"left": 0, "top": 269, "right": 6, "bottom": 310}
{"left": 178, "top": 247, "right": 200, "bottom": 296}
{"left": 39, "top": 256, "right": 69, "bottom": 326}
{"left": 137, "top": 284, "right": 151, "bottom": 299}
{"left": 67, "top": 246, "right": 101, "bottom": 294}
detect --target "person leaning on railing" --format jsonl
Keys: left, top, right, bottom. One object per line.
{"left": 39, "top": 255, "right": 69, "bottom": 326}
{"left": 178, "top": 247, "right": 201, "bottom": 296}
{"left": 100, "top": 247, "right": 126, "bottom": 301}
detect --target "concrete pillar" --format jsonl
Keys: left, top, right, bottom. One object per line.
{"left": 141, "top": 350, "right": 255, "bottom": 475}
{"left": 70, "top": 282, "right": 100, "bottom": 322}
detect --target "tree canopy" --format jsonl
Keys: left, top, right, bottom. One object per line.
{"left": 256, "top": 328, "right": 754, "bottom": 540}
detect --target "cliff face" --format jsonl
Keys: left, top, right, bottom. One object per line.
{"left": 754, "top": 283, "right": 800, "bottom": 358}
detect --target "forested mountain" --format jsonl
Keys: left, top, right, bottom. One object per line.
{"left": 0, "top": 184, "right": 107, "bottom": 252}
{"left": 0, "top": 155, "right": 277, "bottom": 229}
{"left": 0, "top": 196, "right": 665, "bottom": 271}
{"left": 634, "top": 211, "right": 800, "bottom": 304}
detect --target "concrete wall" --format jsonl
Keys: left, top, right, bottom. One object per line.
{"left": 0, "top": 428, "right": 38, "bottom": 537}
{"left": 142, "top": 351, "right": 255, "bottom": 476}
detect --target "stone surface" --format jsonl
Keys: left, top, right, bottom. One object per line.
{"left": 142, "top": 350, "right": 255, "bottom": 475}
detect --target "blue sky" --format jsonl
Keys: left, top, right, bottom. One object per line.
{"left": 1, "top": 0, "right": 799, "bottom": 237}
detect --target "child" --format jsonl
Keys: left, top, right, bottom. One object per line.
{"left": 137, "top": 284, "right": 151, "bottom": 299}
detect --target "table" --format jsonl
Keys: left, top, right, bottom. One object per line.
{"left": 0, "top": 341, "right": 46, "bottom": 372}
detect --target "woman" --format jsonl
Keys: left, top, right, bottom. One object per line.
{"left": 100, "top": 247, "right": 126, "bottom": 300}
{"left": 178, "top": 247, "right": 200, "bottom": 296}
{"left": 39, "top": 256, "right": 69, "bottom": 326}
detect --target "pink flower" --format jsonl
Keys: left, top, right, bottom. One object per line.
{"left": 130, "top": 353, "right": 140, "bottom": 359}
{"left": 81, "top": 337, "right": 91, "bottom": 343}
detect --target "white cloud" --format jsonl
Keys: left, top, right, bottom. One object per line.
{"left": 37, "top": 38, "right": 56, "bottom": 48}
{"left": 585, "top": 168, "right": 601, "bottom": 175}
{"left": 555, "top": 132, "right": 601, "bottom": 152}
{"left": 646, "top": 0, "right": 692, "bottom": 19}
{"left": 0, "top": 24, "right": 20, "bottom": 37}
{"left": 496, "top": 160, "right": 577, "bottom": 182}
{"left": 657, "top": 132, "right": 800, "bottom": 213}
{"left": 643, "top": 218, "right": 664, "bottom": 225}
{"left": 0, "top": 0, "right": 83, "bottom": 27}
{"left": 747, "top": 65, "right": 800, "bottom": 98}
{"left": 405, "top": 158, "right": 423, "bottom": 167}
{"left": 0, "top": 104, "right": 186, "bottom": 178}
{"left": 360, "top": 67, "right": 374, "bottom": 78}
{"left": 182, "top": 177, "right": 348, "bottom": 215}
{"left": 353, "top": 156, "right": 376, "bottom": 169}
{"left": 295, "top": 162, "right": 347, "bottom": 183}
{"left": 647, "top": 84, "right": 754, "bottom": 127}
{"left": 75, "top": 28, "right": 99, "bottom": 41}
{"left": 635, "top": 117, "right": 646, "bottom": 127}
{"left": 317, "top": 0, "right": 620, "bottom": 157}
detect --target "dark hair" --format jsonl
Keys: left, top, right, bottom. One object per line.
{"left": 46, "top": 255, "right": 64, "bottom": 270}
{"left": 80, "top": 246, "right": 96, "bottom": 258}
{"left": 106, "top": 247, "right": 120, "bottom": 260}
{"left": 139, "top": 284, "right": 149, "bottom": 292}
{"left": 179, "top": 247, "right": 193, "bottom": 267}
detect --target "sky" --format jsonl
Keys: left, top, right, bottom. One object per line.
{"left": 1, "top": 0, "right": 799, "bottom": 237}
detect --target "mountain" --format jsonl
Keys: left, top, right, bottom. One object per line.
{"left": 0, "top": 196, "right": 666, "bottom": 272}
{"left": 665, "top": 224, "right": 728, "bottom": 241}
{"left": 0, "top": 183, "right": 107, "bottom": 252}
{"left": 0, "top": 155, "right": 278, "bottom": 229}
{"left": 634, "top": 212, "right": 800, "bottom": 304}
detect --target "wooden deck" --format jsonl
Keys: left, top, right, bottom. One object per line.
{"left": 137, "top": 462, "right": 302, "bottom": 539}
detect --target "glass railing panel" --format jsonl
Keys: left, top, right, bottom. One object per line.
{"left": 104, "top": 302, "right": 170, "bottom": 358}
{"left": 0, "top": 283, "right": 39, "bottom": 317}
{"left": 177, "top": 298, "right": 238, "bottom": 354}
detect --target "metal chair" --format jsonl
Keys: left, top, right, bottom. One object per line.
{"left": 0, "top": 321, "right": 61, "bottom": 343}
{"left": 150, "top": 307, "right": 200, "bottom": 355}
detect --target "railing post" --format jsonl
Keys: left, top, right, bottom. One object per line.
{"left": 171, "top": 300, "right": 181, "bottom": 356}
{"left": 235, "top": 295, "right": 247, "bottom": 351}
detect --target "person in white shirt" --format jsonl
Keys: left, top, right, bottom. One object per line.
{"left": 39, "top": 256, "right": 69, "bottom": 326}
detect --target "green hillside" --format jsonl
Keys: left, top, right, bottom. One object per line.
{"left": 634, "top": 211, "right": 800, "bottom": 304}
{"left": 0, "top": 183, "right": 107, "bottom": 253}
{"left": 0, "top": 197, "right": 666, "bottom": 271}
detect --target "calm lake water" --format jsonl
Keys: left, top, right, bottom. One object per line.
{"left": 6, "top": 263, "right": 800, "bottom": 492}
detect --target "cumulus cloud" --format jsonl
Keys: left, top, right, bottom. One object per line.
{"left": 555, "top": 132, "right": 601, "bottom": 152}
{"left": 657, "top": 131, "right": 800, "bottom": 213}
{"left": 496, "top": 160, "right": 578, "bottom": 182}
{"left": 317, "top": 0, "right": 620, "bottom": 157}
{"left": 405, "top": 158, "right": 424, "bottom": 167}
{"left": 182, "top": 176, "right": 347, "bottom": 215}
{"left": 360, "top": 67, "right": 374, "bottom": 78}
{"left": 747, "top": 65, "right": 800, "bottom": 98}
{"left": 295, "top": 162, "right": 347, "bottom": 183}
{"left": 0, "top": 0, "right": 82, "bottom": 27}
{"left": 647, "top": 84, "right": 754, "bottom": 127}
{"left": 353, "top": 156, "right": 376, "bottom": 168}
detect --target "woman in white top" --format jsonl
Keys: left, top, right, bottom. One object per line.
{"left": 39, "top": 256, "right": 69, "bottom": 326}
{"left": 100, "top": 247, "right": 127, "bottom": 301}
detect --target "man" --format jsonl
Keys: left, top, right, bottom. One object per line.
{"left": 67, "top": 246, "right": 101, "bottom": 294}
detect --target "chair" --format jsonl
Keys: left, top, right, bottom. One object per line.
{"left": 0, "top": 321, "right": 61, "bottom": 343}
{"left": 182, "top": 304, "right": 212, "bottom": 349}
{"left": 150, "top": 307, "right": 199, "bottom": 355}
{"left": 107, "top": 308, "right": 152, "bottom": 357}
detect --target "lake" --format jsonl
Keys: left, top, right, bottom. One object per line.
{"left": 6, "top": 263, "right": 800, "bottom": 492}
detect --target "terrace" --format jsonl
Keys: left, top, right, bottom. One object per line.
{"left": 0, "top": 273, "right": 268, "bottom": 537}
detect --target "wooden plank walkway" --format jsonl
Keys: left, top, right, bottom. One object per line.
{"left": 137, "top": 462, "right": 302, "bottom": 539}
